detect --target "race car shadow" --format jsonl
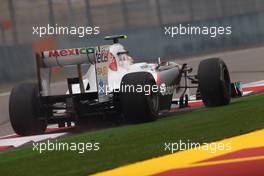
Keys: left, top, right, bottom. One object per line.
{"left": 45, "top": 114, "right": 126, "bottom": 135}
{"left": 44, "top": 105, "right": 206, "bottom": 136}
{"left": 44, "top": 107, "right": 206, "bottom": 136}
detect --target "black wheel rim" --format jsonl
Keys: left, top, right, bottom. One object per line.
{"left": 148, "top": 92, "right": 159, "bottom": 113}
{"left": 221, "top": 65, "right": 231, "bottom": 98}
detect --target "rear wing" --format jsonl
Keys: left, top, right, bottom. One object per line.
{"left": 35, "top": 45, "right": 111, "bottom": 102}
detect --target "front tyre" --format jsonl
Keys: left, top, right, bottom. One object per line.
{"left": 9, "top": 83, "right": 47, "bottom": 136}
{"left": 198, "top": 58, "right": 231, "bottom": 107}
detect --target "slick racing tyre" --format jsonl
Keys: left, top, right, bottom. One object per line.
{"left": 198, "top": 58, "right": 231, "bottom": 107}
{"left": 119, "top": 72, "right": 159, "bottom": 123}
{"left": 9, "top": 83, "right": 47, "bottom": 136}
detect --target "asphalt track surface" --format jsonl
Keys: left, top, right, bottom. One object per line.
{"left": 0, "top": 46, "right": 264, "bottom": 137}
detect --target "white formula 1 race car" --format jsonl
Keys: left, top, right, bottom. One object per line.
{"left": 9, "top": 35, "right": 232, "bottom": 136}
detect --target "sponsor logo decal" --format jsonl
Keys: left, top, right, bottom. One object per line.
{"left": 47, "top": 47, "right": 95, "bottom": 57}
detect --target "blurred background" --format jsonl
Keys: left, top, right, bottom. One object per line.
{"left": 0, "top": 0, "right": 264, "bottom": 84}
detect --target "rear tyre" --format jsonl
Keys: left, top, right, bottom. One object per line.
{"left": 9, "top": 83, "right": 47, "bottom": 136}
{"left": 198, "top": 58, "right": 231, "bottom": 107}
{"left": 119, "top": 72, "right": 159, "bottom": 123}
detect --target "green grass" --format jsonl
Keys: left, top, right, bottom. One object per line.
{"left": 0, "top": 94, "right": 264, "bottom": 176}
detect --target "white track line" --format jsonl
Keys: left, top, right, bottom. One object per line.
{"left": 0, "top": 133, "right": 67, "bottom": 147}
{"left": 242, "top": 80, "right": 264, "bottom": 87}
{"left": 0, "top": 124, "right": 66, "bottom": 139}
{"left": 0, "top": 133, "right": 16, "bottom": 139}
{"left": 0, "top": 92, "right": 10, "bottom": 97}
